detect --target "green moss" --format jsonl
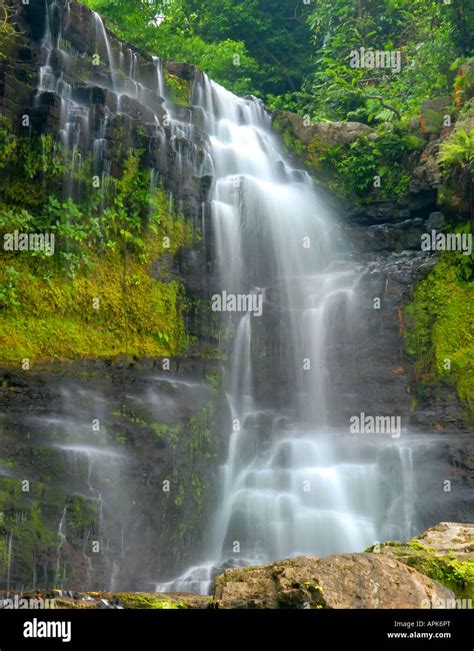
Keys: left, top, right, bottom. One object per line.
{"left": 0, "top": 477, "right": 60, "bottom": 585}
{"left": 190, "top": 473, "right": 204, "bottom": 506}
{"left": 116, "top": 593, "right": 187, "bottom": 609}
{"left": 405, "top": 556, "right": 474, "bottom": 600}
{"left": 0, "top": 197, "right": 193, "bottom": 361}
{"left": 151, "top": 423, "right": 183, "bottom": 444}
{"left": 65, "top": 495, "right": 99, "bottom": 545}
{"left": 405, "top": 257, "right": 474, "bottom": 412}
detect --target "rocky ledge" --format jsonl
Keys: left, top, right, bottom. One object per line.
{"left": 1, "top": 523, "right": 472, "bottom": 609}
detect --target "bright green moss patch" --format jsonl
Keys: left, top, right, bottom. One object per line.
{"left": 405, "top": 556, "right": 474, "bottom": 600}
{"left": 365, "top": 540, "right": 436, "bottom": 554}
{"left": 0, "top": 251, "right": 190, "bottom": 361}
{"left": 116, "top": 593, "right": 187, "bottom": 609}
{"left": 405, "top": 256, "right": 474, "bottom": 410}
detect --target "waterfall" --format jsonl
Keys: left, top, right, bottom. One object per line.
{"left": 155, "top": 76, "right": 423, "bottom": 595}
{"left": 55, "top": 506, "right": 67, "bottom": 588}
{"left": 32, "top": 2, "right": 422, "bottom": 595}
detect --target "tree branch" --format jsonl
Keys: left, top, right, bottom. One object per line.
{"left": 362, "top": 94, "right": 402, "bottom": 121}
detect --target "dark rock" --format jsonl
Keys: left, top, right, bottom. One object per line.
{"left": 427, "top": 211, "right": 445, "bottom": 230}
{"left": 410, "top": 141, "right": 442, "bottom": 193}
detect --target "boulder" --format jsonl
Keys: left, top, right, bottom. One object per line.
{"left": 410, "top": 140, "right": 442, "bottom": 193}
{"left": 213, "top": 553, "right": 454, "bottom": 609}
{"left": 421, "top": 96, "right": 454, "bottom": 134}
{"left": 274, "top": 111, "right": 372, "bottom": 147}
{"left": 416, "top": 522, "right": 474, "bottom": 555}
{"left": 368, "top": 523, "right": 474, "bottom": 601}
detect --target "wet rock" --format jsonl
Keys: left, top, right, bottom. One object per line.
{"left": 213, "top": 553, "right": 455, "bottom": 608}
{"left": 427, "top": 211, "right": 445, "bottom": 230}
{"left": 0, "top": 358, "right": 225, "bottom": 592}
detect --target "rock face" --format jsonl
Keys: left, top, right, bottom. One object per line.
{"left": 409, "top": 141, "right": 442, "bottom": 194}
{"left": 417, "top": 522, "right": 474, "bottom": 555}
{"left": 0, "top": 357, "right": 229, "bottom": 592}
{"left": 213, "top": 553, "right": 454, "bottom": 609}
{"left": 274, "top": 111, "right": 373, "bottom": 147}
{"left": 0, "top": 0, "right": 226, "bottom": 592}
{"left": 420, "top": 96, "right": 453, "bottom": 135}
{"left": 369, "top": 522, "right": 474, "bottom": 601}
{"left": 1, "top": 522, "right": 471, "bottom": 608}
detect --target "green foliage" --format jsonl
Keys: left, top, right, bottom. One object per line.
{"left": 79, "top": 0, "right": 472, "bottom": 119}
{"left": 303, "top": 0, "right": 473, "bottom": 123}
{"left": 314, "top": 127, "right": 422, "bottom": 199}
{"left": 438, "top": 127, "right": 474, "bottom": 173}
{"left": 81, "top": 0, "right": 312, "bottom": 100}
{"left": 0, "top": 129, "right": 193, "bottom": 360}
{"left": 0, "top": 265, "right": 21, "bottom": 309}
{"left": 0, "top": 122, "right": 66, "bottom": 210}
{"left": 0, "top": 2, "right": 21, "bottom": 61}
{"left": 164, "top": 71, "right": 190, "bottom": 106}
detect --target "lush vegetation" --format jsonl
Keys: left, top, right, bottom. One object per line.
{"left": 81, "top": 0, "right": 473, "bottom": 119}
{"left": 0, "top": 119, "right": 192, "bottom": 361}
{"left": 79, "top": 0, "right": 474, "bottom": 206}
{"left": 81, "top": 0, "right": 313, "bottom": 98}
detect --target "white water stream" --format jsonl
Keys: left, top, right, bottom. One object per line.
{"left": 155, "top": 78, "right": 421, "bottom": 594}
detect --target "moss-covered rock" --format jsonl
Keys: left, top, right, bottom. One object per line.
{"left": 366, "top": 523, "right": 474, "bottom": 601}
{"left": 404, "top": 257, "right": 474, "bottom": 417}
{"left": 213, "top": 552, "right": 455, "bottom": 609}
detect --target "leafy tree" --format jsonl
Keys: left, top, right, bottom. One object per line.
{"left": 303, "top": 0, "right": 473, "bottom": 122}
{"left": 181, "top": 0, "right": 313, "bottom": 96}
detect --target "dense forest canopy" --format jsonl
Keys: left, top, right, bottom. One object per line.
{"left": 82, "top": 0, "right": 474, "bottom": 121}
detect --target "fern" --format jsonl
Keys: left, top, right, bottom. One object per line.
{"left": 438, "top": 128, "right": 474, "bottom": 172}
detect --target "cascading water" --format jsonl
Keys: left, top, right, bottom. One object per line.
{"left": 32, "top": 1, "right": 425, "bottom": 595}
{"left": 156, "top": 77, "right": 423, "bottom": 595}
